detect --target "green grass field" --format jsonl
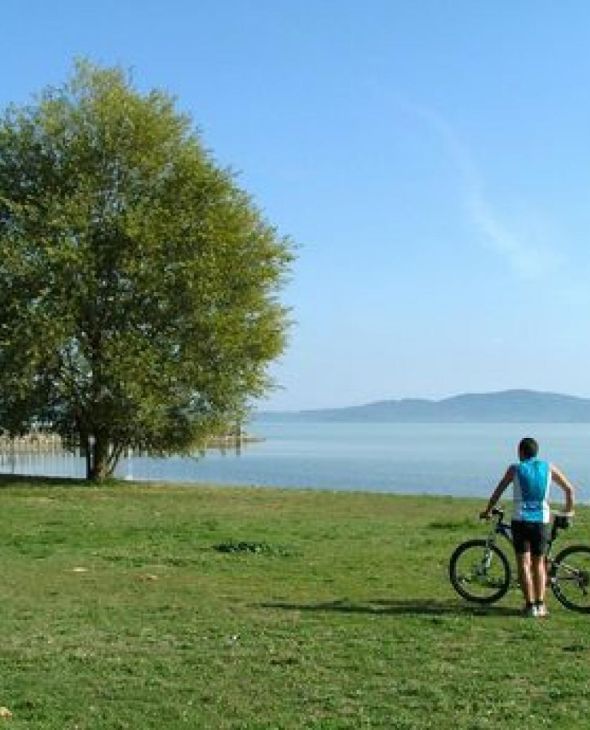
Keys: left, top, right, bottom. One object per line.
{"left": 0, "top": 478, "right": 588, "bottom": 729}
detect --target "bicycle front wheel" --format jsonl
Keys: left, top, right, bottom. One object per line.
{"left": 449, "top": 539, "right": 511, "bottom": 604}
{"left": 550, "top": 545, "right": 590, "bottom": 613}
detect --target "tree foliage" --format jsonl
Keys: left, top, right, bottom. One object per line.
{"left": 0, "top": 61, "right": 292, "bottom": 479}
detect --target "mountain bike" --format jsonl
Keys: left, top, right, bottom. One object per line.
{"left": 449, "top": 507, "right": 590, "bottom": 612}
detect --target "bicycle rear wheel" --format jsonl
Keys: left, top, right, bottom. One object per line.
{"left": 449, "top": 539, "right": 511, "bottom": 604}
{"left": 550, "top": 545, "right": 590, "bottom": 613}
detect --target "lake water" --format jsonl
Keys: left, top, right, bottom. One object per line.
{"left": 1, "top": 421, "right": 588, "bottom": 500}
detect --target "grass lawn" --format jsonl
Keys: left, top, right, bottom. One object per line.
{"left": 0, "top": 478, "right": 588, "bottom": 729}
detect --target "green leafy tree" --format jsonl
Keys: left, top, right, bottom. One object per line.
{"left": 0, "top": 61, "right": 292, "bottom": 480}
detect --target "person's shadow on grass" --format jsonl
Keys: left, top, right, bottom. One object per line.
{"left": 259, "top": 597, "right": 521, "bottom": 617}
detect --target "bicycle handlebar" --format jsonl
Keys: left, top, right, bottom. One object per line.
{"left": 480, "top": 506, "right": 573, "bottom": 531}
{"left": 479, "top": 506, "right": 504, "bottom": 521}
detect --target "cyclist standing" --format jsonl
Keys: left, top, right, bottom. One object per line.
{"left": 480, "top": 437, "right": 575, "bottom": 617}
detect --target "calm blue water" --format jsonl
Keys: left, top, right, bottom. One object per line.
{"left": 2, "top": 421, "right": 588, "bottom": 500}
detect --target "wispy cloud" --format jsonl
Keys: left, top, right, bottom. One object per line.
{"left": 396, "top": 100, "right": 562, "bottom": 280}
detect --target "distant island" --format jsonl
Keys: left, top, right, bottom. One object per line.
{"left": 256, "top": 389, "right": 590, "bottom": 423}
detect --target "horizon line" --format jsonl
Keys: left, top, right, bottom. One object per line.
{"left": 257, "top": 387, "right": 590, "bottom": 414}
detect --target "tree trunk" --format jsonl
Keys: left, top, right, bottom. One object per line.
{"left": 87, "top": 433, "right": 113, "bottom": 481}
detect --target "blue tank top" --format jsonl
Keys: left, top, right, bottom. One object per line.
{"left": 512, "top": 458, "right": 551, "bottom": 523}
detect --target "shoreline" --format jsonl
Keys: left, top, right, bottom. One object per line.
{"left": 0, "top": 473, "right": 585, "bottom": 510}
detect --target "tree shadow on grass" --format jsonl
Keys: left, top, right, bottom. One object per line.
{"left": 0, "top": 474, "right": 106, "bottom": 489}
{"left": 259, "top": 597, "right": 522, "bottom": 618}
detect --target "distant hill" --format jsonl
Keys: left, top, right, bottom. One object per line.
{"left": 256, "top": 389, "right": 590, "bottom": 423}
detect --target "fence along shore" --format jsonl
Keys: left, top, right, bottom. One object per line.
{"left": 0, "top": 429, "right": 262, "bottom": 470}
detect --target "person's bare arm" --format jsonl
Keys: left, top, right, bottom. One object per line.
{"left": 551, "top": 464, "right": 575, "bottom": 514}
{"left": 480, "top": 466, "right": 515, "bottom": 519}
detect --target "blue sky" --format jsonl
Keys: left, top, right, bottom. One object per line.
{"left": 2, "top": 1, "right": 590, "bottom": 409}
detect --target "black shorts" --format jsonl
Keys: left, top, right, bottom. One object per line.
{"left": 511, "top": 520, "right": 551, "bottom": 557}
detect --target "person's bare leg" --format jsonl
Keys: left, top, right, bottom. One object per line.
{"left": 516, "top": 551, "right": 534, "bottom": 606}
{"left": 531, "top": 554, "right": 548, "bottom": 615}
